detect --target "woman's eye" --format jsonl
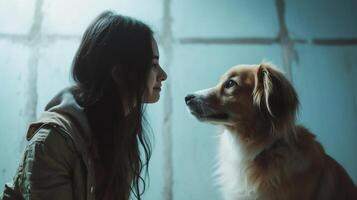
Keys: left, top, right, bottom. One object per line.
{"left": 224, "top": 80, "right": 237, "bottom": 89}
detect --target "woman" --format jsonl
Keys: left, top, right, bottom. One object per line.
{"left": 1, "top": 11, "right": 167, "bottom": 200}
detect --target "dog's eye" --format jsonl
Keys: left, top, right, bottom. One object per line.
{"left": 224, "top": 80, "right": 237, "bottom": 89}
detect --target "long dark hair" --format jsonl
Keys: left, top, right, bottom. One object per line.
{"left": 72, "top": 11, "right": 153, "bottom": 200}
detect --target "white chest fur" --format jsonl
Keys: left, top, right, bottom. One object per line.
{"left": 217, "top": 129, "right": 258, "bottom": 200}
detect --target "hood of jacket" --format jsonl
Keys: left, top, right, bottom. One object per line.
{"left": 26, "top": 86, "right": 92, "bottom": 154}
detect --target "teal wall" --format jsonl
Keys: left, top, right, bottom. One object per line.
{"left": 0, "top": 0, "right": 356, "bottom": 199}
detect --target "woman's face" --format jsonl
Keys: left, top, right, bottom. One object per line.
{"left": 144, "top": 38, "right": 167, "bottom": 103}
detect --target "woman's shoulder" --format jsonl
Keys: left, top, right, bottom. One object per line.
{"left": 0, "top": 125, "right": 80, "bottom": 200}
{"left": 27, "top": 124, "right": 77, "bottom": 160}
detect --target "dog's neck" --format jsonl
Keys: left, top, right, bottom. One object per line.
{"left": 223, "top": 125, "right": 285, "bottom": 162}
{"left": 254, "top": 138, "right": 286, "bottom": 160}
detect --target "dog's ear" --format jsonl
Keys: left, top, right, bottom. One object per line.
{"left": 254, "top": 64, "right": 299, "bottom": 129}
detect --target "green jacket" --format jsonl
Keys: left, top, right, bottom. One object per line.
{"left": 1, "top": 87, "right": 96, "bottom": 200}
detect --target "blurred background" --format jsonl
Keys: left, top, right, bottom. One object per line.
{"left": 0, "top": 0, "right": 356, "bottom": 199}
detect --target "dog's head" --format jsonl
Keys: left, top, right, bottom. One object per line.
{"left": 185, "top": 63, "right": 299, "bottom": 138}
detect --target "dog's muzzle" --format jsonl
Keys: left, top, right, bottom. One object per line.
{"left": 185, "top": 94, "right": 202, "bottom": 115}
{"left": 185, "top": 94, "right": 229, "bottom": 121}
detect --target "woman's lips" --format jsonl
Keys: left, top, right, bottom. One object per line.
{"left": 154, "top": 87, "right": 161, "bottom": 91}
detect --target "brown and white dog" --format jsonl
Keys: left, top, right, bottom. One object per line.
{"left": 185, "top": 63, "right": 357, "bottom": 200}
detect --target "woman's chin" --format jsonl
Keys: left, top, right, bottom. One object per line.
{"left": 144, "top": 94, "right": 160, "bottom": 104}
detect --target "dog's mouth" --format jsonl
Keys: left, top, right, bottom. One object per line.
{"left": 201, "top": 112, "right": 229, "bottom": 120}
{"left": 188, "top": 104, "right": 229, "bottom": 122}
{"left": 190, "top": 111, "right": 230, "bottom": 124}
{"left": 185, "top": 92, "right": 230, "bottom": 123}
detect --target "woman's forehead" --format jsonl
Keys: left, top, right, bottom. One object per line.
{"left": 151, "top": 38, "right": 159, "bottom": 58}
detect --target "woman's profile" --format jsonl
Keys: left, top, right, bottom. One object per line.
{"left": 1, "top": 10, "right": 167, "bottom": 200}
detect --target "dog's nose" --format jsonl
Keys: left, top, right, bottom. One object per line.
{"left": 185, "top": 94, "right": 196, "bottom": 104}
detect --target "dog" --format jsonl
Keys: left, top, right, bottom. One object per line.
{"left": 185, "top": 63, "right": 357, "bottom": 200}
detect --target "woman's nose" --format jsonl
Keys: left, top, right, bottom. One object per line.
{"left": 160, "top": 66, "right": 167, "bottom": 81}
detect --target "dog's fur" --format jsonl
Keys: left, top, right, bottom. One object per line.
{"left": 185, "top": 63, "right": 357, "bottom": 200}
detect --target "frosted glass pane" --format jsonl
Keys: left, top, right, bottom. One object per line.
{"left": 36, "top": 40, "right": 79, "bottom": 114}
{"left": 172, "top": 0, "right": 279, "bottom": 38}
{"left": 0, "top": 0, "right": 36, "bottom": 34}
{"left": 0, "top": 39, "right": 31, "bottom": 184}
{"left": 41, "top": 0, "right": 163, "bottom": 35}
{"left": 286, "top": 0, "right": 357, "bottom": 38}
